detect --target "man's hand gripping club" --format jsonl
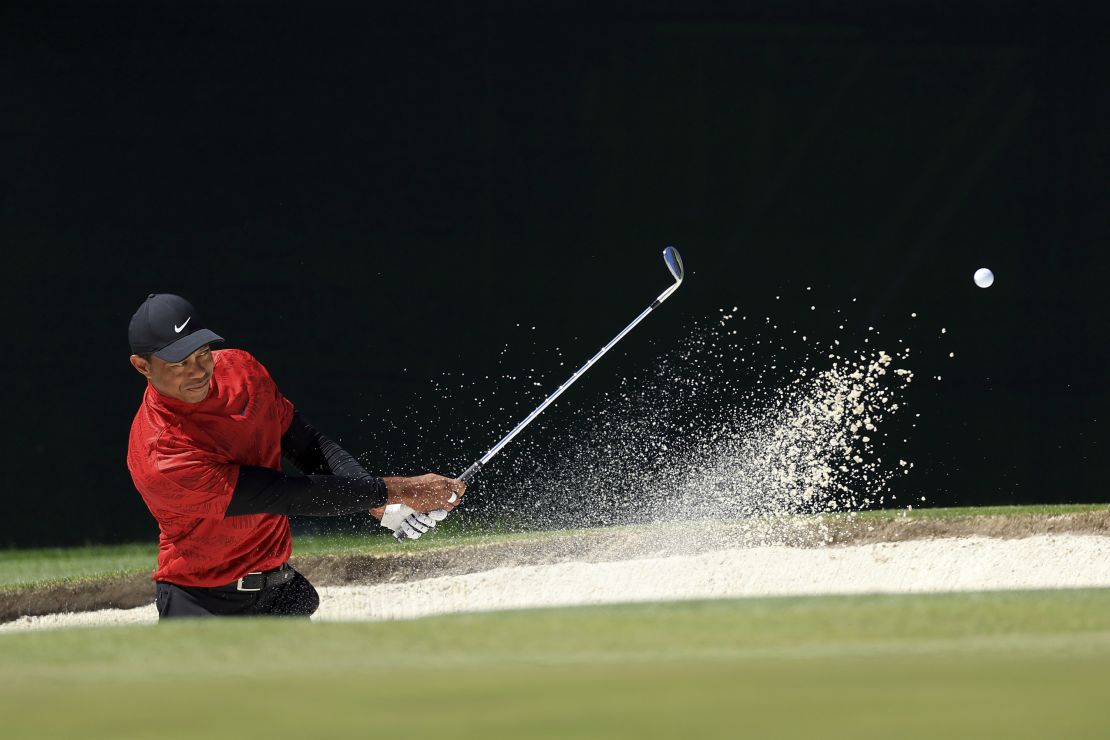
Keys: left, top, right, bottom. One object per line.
{"left": 372, "top": 474, "right": 465, "bottom": 541}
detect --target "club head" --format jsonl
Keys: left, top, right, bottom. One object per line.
{"left": 663, "top": 246, "right": 684, "bottom": 283}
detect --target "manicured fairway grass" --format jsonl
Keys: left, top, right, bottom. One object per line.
{"left": 1, "top": 589, "right": 1108, "bottom": 739}
{"left": 0, "top": 543, "right": 156, "bottom": 588}
{"left": 3, "top": 503, "right": 1106, "bottom": 590}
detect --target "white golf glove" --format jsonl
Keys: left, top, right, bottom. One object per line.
{"left": 397, "top": 509, "right": 449, "bottom": 541}
{"left": 380, "top": 504, "right": 449, "bottom": 542}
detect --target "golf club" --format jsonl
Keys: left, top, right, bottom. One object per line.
{"left": 393, "top": 246, "right": 685, "bottom": 541}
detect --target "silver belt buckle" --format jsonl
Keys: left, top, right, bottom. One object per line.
{"left": 236, "top": 571, "right": 264, "bottom": 592}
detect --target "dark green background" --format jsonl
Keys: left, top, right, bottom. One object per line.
{"left": 3, "top": 1, "right": 1107, "bottom": 546}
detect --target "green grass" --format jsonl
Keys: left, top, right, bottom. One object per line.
{"left": 0, "top": 543, "right": 156, "bottom": 589}
{"left": 1, "top": 589, "right": 1108, "bottom": 739}
{"left": 2, "top": 503, "right": 1105, "bottom": 591}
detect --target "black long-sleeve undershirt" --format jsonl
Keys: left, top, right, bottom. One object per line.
{"left": 224, "top": 412, "right": 387, "bottom": 517}
{"left": 279, "top": 410, "right": 369, "bottom": 480}
{"left": 226, "top": 466, "right": 387, "bottom": 517}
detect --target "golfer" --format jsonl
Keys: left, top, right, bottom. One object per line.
{"left": 126, "top": 293, "right": 463, "bottom": 619}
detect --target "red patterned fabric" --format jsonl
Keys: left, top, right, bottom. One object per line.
{"left": 127, "top": 349, "right": 295, "bottom": 587}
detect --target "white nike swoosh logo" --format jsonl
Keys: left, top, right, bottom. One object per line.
{"left": 174, "top": 317, "right": 191, "bottom": 333}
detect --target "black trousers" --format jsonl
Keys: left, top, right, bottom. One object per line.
{"left": 155, "top": 569, "right": 320, "bottom": 619}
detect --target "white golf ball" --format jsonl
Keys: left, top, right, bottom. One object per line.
{"left": 973, "top": 267, "right": 994, "bottom": 288}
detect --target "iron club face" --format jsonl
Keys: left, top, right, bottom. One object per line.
{"left": 663, "top": 246, "right": 684, "bottom": 283}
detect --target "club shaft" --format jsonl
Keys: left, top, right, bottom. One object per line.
{"left": 457, "top": 279, "right": 682, "bottom": 484}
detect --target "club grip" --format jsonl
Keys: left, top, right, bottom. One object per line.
{"left": 458, "top": 462, "right": 482, "bottom": 484}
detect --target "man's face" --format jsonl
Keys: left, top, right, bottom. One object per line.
{"left": 130, "top": 345, "right": 215, "bottom": 403}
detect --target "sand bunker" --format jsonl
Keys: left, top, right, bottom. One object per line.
{"left": 4, "top": 533, "right": 1108, "bottom": 632}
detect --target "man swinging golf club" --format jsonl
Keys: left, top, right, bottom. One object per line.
{"left": 126, "top": 293, "right": 463, "bottom": 619}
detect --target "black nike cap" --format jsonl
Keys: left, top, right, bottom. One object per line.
{"left": 128, "top": 294, "right": 224, "bottom": 362}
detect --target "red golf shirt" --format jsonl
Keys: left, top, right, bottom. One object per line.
{"left": 127, "top": 349, "right": 295, "bottom": 587}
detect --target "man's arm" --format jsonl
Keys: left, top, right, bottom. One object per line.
{"left": 224, "top": 465, "right": 386, "bottom": 517}
{"left": 230, "top": 410, "right": 464, "bottom": 521}
{"left": 281, "top": 411, "right": 368, "bottom": 479}
{"left": 279, "top": 410, "right": 390, "bottom": 519}
{"left": 224, "top": 467, "right": 464, "bottom": 518}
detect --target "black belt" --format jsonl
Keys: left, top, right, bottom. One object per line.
{"left": 213, "top": 563, "right": 296, "bottom": 593}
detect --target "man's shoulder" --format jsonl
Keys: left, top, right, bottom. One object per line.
{"left": 127, "top": 409, "right": 183, "bottom": 483}
{"left": 214, "top": 347, "right": 259, "bottom": 368}
{"left": 128, "top": 414, "right": 226, "bottom": 491}
{"left": 129, "top": 388, "right": 170, "bottom": 444}
{"left": 215, "top": 348, "right": 278, "bottom": 386}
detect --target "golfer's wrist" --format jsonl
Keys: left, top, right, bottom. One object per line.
{"left": 383, "top": 476, "right": 411, "bottom": 507}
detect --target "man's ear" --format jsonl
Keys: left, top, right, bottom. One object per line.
{"left": 130, "top": 355, "right": 152, "bottom": 379}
